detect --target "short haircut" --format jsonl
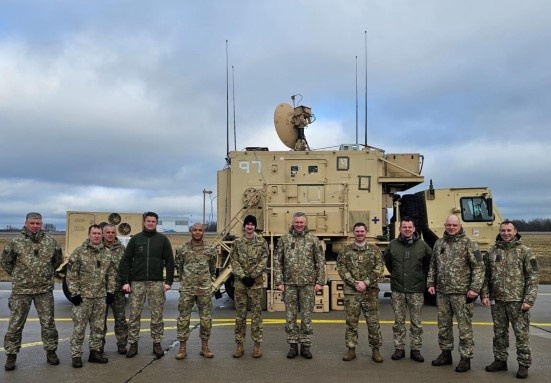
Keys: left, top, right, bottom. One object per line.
{"left": 88, "top": 224, "right": 102, "bottom": 234}
{"left": 400, "top": 216, "right": 415, "bottom": 227}
{"left": 500, "top": 220, "right": 516, "bottom": 229}
{"left": 143, "top": 211, "right": 159, "bottom": 221}
{"left": 26, "top": 212, "right": 42, "bottom": 221}
{"left": 353, "top": 222, "right": 367, "bottom": 231}
{"left": 102, "top": 223, "right": 116, "bottom": 232}
{"left": 293, "top": 212, "right": 307, "bottom": 220}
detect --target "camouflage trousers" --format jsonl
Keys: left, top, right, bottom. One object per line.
{"left": 344, "top": 289, "right": 382, "bottom": 349}
{"left": 4, "top": 292, "right": 58, "bottom": 354}
{"left": 391, "top": 292, "right": 424, "bottom": 350}
{"left": 127, "top": 281, "right": 166, "bottom": 344}
{"left": 70, "top": 297, "right": 106, "bottom": 357}
{"left": 284, "top": 285, "right": 315, "bottom": 346}
{"left": 436, "top": 293, "right": 474, "bottom": 358}
{"left": 104, "top": 291, "right": 128, "bottom": 347}
{"left": 177, "top": 292, "right": 212, "bottom": 342}
{"left": 234, "top": 287, "right": 263, "bottom": 343}
{"left": 491, "top": 300, "right": 532, "bottom": 367}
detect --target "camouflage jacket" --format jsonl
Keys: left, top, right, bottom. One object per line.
{"left": 230, "top": 234, "right": 269, "bottom": 290}
{"left": 481, "top": 234, "right": 539, "bottom": 305}
{"left": 175, "top": 240, "right": 217, "bottom": 295}
{"left": 427, "top": 228, "right": 484, "bottom": 295}
{"left": 384, "top": 233, "right": 432, "bottom": 293}
{"left": 337, "top": 241, "right": 385, "bottom": 295}
{"left": 1, "top": 228, "right": 63, "bottom": 294}
{"left": 274, "top": 227, "right": 325, "bottom": 286}
{"left": 104, "top": 238, "right": 125, "bottom": 291}
{"left": 66, "top": 240, "right": 116, "bottom": 298}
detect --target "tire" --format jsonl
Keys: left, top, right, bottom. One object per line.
{"left": 224, "top": 274, "right": 235, "bottom": 300}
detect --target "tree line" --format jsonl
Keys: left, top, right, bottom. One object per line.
{"left": 511, "top": 218, "right": 551, "bottom": 232}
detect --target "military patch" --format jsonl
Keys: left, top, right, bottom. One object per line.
{"left": 530, "top": 258, "right": 539, "bottom": 271}
{"left": 495, "top": 253, "right": 501, "bottom": 262}
{"left": 474, "top": 250, "right": 482, "bottom": 262}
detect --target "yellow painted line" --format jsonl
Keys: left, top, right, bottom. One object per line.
{"left": 1, "top": 318, "right": 550, "bottom": 353}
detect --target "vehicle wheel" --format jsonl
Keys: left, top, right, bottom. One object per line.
{"left": 224, "top": 274, "right": 235, "bottom": 300}
{"left": 62, "top": 275, "right": 73, "bottom": 303}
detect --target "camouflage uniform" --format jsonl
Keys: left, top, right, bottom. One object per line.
{"left": 427, "top": 228, "right": 484, "bottom": 359}
{"left": 384, "top": 233, "right": 432, "bottom": 351}
{"left": 274, "top": 227, "right": 325, "bottom": 347}
{"left": 174, "top": 240, "right": 217, "bottom": 342}
{"left": 1, "top": 228, "right": 63, "bottom": 354}
{"left": 66, "top": 240, "right": 116, "bottom": 357}
{"left": 103, "top": 238, "right": 128, "bottom": 348}
{"left": 230, "top": 234, "right": 269, "bottom": 343}
{"left": 481, "top": 234, "right": 539, "bottom": 367}
{"left": 337, "top": 241, "right": 385, "bottom": 349}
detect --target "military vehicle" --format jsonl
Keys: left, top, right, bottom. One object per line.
{"left": 211, "top": 97, "right": 504, "bottom": 304}
{"left": 60, "top": 97, "right": 504, "bottom": 308}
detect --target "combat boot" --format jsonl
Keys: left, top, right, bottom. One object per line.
{"left": 176, "top": 342, "right": 187, "bottom": 360}
{"left": 516, "top": 365, "right": 529, "bottom": 379}
{"left": 432, "top": 350, "right": 453, "bottom": 366}
{"left": 153, "top": 342, "right": 164, "bottom": 359}
{"left": 199, "top": 339, "right": 214, "bottom": 358}
{"left": 232, "top": 343, "right": 244, "bottom": 358}
{"left": 286, "top": 343, "right": 298, "bottom": 359}
{"left": 410, "top": 350, "right": 424, "bottom": 363}
{"left": 455, "top": 357, "right": 471, "bottom": 372}
{"left": 4, "top": 354, "right": 16, "bottom": 371}
{"left": 391, "top": 349, "right": 405, "bottom": 360}
{"left": 88, "top": 350, "right": 108, "bottom": 364}
{"left": 372, "top": 348, "right": 384, "bottom": 363}
{"left": 253, "top": 342, "right": 262, "bottom": 358}
{"left": 485, "top": 360, "right": 507, "bottom": 372}
{"left": 46, "top": 350, "right": 60, "bottom": 365}
{"left": 300, "top": 345, "right": 312, "bottom": 359}
{"left": 126, "top": 342, "right": 138, "bottom": 358}
{"left": 72, "top": 356, "right": 82, "bottom": 368}
{"left": 343, "top": 347, "right": 356, "bottom": 361}
{"left": 117, "top": 344, "right": 127, "bottom": 355}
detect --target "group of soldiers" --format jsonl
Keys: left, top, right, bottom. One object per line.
{"left": 1, "top": 211, "right": 540, "bottom": 380}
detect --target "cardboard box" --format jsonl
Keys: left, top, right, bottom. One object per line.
{"left": 331, "top": 295, "right": 345, "bottom": 311}
{"left": 313, "top": 300, "right": 330, "bottom": 313}
{"left": 267, "top": 290, "right": 285, "bottom": 312}
{"left": 330, "top": 280, "right": 345, "bottom": 297}
{"left": 315, "top": 285, "right": 329, "bottom": 304}
{"left": 325, "top": 261, "right": 341, "bottom": 282}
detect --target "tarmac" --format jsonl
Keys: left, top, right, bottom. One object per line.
{"left": 0, "top": 282, "right": 550, "bottom": 383}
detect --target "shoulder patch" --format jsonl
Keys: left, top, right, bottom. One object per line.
{"left": 474, "top": 250, "right": 482, "bottom": 262}
{"left": 530, "top": 258, "right": 539, "bottom": 271}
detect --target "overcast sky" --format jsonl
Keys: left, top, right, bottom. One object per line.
{"left": 1, "top": 0, "right": 550, "bottom": 230}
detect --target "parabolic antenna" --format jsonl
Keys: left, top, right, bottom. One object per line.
{"left": 274, "top": 103, "right": 298, "bottom": 149}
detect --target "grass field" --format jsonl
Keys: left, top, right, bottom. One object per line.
{"left": 1, "top": 232, "right": 550, "bottom": 283}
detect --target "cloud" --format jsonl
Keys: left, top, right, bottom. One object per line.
{"left": 1, "top": 0, "right": 551, "bottom": 230}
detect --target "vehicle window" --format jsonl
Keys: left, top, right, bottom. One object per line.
{"left": 460, "top": 197, "right": 493, "bottom": 222}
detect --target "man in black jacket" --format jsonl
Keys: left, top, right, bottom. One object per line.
{"left": 384, "top": 217, "right": 432, "bottom": 363}
{"left": 119, "top": 212, "right": 174, "bottom": 359}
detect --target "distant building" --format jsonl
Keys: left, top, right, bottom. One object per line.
{"left": 158, "top": 216, "right": 190, "bottom": 233}
{"left": 43, "top": 223, "right": 56, "bottom": 232}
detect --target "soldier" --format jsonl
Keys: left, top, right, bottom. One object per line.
{"left": 66, "top": 224, "right": 116, "bottom": 368}
{"left": 274, "top": 212, "right": 325, "bottom": 359}
{"left": 229, "top": 215, "right": 269, "bottom": 358}
{"left": 119, "top": 211, "right": 174, "bottom": 359}
{"left": 384, "top": 217, "right": 432, "bottom": 363}
{"left": 102, "top": 224, "right": 128, "bottom": 355}
{"left": 481, "top": 220, "right": 539, "bottom": 379}
{"left": 1, "top": 212, "right": 63, "bottom": 371}
{"left": 174, "top": 222, "right": 217, "bottom": 359}
{"left": 427, "top": 214, "right": 484, "bottom": 373}
{"left": 337, "top": 222, "right": 385, "bottom": 363}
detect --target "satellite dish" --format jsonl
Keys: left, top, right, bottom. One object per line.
{"left": 274, "top": 103, "right": 298, "bottom": 149}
